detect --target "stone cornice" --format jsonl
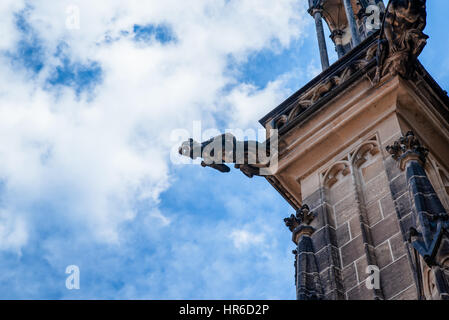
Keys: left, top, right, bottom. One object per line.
{"left": 259, "top": 37, "right": 449, "bottom": 141}
{"left": 259, "top": 32, "right": 380, "bottom": 132}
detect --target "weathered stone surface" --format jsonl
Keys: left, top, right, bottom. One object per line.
{"left": 349, "top": 216, "right": 362, "bottom": 239}
{"left": 390, "top": 173, "right": 408, "bottom": 199}
{"left": 325, "top": 203, "right": 336, "bottom": 228}
{"left": 398, "top": 213, "right": 416, "bottom": 236}
{"left": 355, "top": 256, "right": 370, "bottom": 283}
{"left": 392, "top": 285, "right": 418, "bottom": 300}
{"left": 380, "top": 255, "right": 415, "bottom": 300}
{"left": 316, "top": 245, "right": 341, "bottom": 271}
{"left": 324, "top": 290, "right": 345, "bottom": 300}
{"left": 380, "top": 194, "right": 395, "bottom": 217}
{"left": 310, "top": 203, "right": 335, "bottom": 230}
{"left": 320, "top": 266, "right": 344, "bottom": 295}
{"left": 342, "top": 263, "right": 358, "bottom": 291}
{"left": 347, "top": 282, "right": 374, "bottom": 300}
{"left": 334, "top": 193, "right": 359, "bottom": 227}
{"left": 303, "top": 188, "right": 323, "bottom": 211}
{"left": 336, "top": 223, "right": 350, "bottom": 246}
{"left": 341, "top": 235, "right": 365, "bottom": 267}
{"left": 389, "top": 232, "right": 407, "bottom": 260}
{"left": 384, "top": 156, "right": 402, "bottom": 180}
{"left": 371, "top": 213, "right": 400, "bottom": 247}
{"left": 312, "top": 226, "right": 337, "bottom": 252}
{"left": 374, "top": 242, "right": 393, "bottom": 269}
{"left": 366, "top": 202, "right": 382, "bottom": 226}
{"left": 364, "top": 173, "right": 390, "bottom": 204}
{"left": 361, "top": 159, "right": 384, "bottom": 183}
{"left": 394, "top": 193, "right": 412, "bottom": 219}
{"left": 329, "top": 178, "right": 353, "bottom": 204}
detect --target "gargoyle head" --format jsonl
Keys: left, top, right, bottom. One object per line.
{"left": 178, "top": 138, "right": 202, "bottom": 160}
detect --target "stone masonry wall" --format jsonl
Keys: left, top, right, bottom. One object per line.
{"left": 303, "top": 136, "right": 418, "bottom": 300}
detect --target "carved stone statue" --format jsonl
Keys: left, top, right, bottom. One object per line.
{"left": 375, "top": 0, "right": 428, "bottom": 81}
{"left": 178, "top": 133, "right": 274, "bottom": 178}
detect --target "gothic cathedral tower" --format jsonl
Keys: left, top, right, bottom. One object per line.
{"left": 260, "top": 0, "right": 449, "bottom": 300}
{"left": 178, "top": 0, "right": 449, "bottom": 300}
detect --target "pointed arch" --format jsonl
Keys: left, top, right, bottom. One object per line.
{"left": 322, "top": 161, "right": 351, "bottom": 189}
{"left": 351, "top": 140, "right": 381, "bottom": 168}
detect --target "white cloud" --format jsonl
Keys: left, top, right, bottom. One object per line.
{"left": 0, "top": 210, "right": 28, "bottom": 252}
{"left": 230, "top": 229, "right": 264, "bottom": 249}
{"left": 0, "top": 0, "right": 309, "bottom": 249}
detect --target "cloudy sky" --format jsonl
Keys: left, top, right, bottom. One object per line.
{"left": 0, "top": 1, "right": 447, "bottom": 299}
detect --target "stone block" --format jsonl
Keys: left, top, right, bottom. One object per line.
{"left": 366, "top": 201, "right": 382, "bottom": 226}
{"left": 316, "top": 245, "right": 341, "bottom": 271}
{"left": 384, "top": 156, "right": 402, "bottom": 180}
{"left": 361, "top": 159, "right": 384, "bottom": 183}
{"left": 341, "top": 235, "right": 365, "bottom": 267}
{"left": 389, "top": 232, "right": 407, "bottom": 260}
{"left": 312, "top": 226, "right": 337, "bottom": 252}
{"left": 311, "top": 203, "right": 335, "bottom": 230}
{"left": 325, "top": 290, "right": 345, "bottom": 300}
{"left": 349, "top": 216, "right": 362, "bottom": 239}
{"left": 334, "top": 193, "right": 360, "bottom": 227}
{"left": 394, "top": 193, "right": 412, "bottom": 219}
{"left": 342, "top": 263, "right": 358, "bottom": 291}
{"left": 336, "top": 223, "right": 350, "bottom": 246}
{"left": 355, "top": 256, "right": 370, "bottom": 283}
{"left": 329, "top": 178, "right": 353, "bottom": 204}
{"left": 380, "top": 194, "right": 395, "bottom": 217}
{"left": 389, "top": 173, "right": 408, "bottom": 199}
{"left": 392, "top": 285, "right": 418, "bottom": 300}
{"left": 399, "top": 213, "right": 416, "bottom": 236}
{"left": 364, "top": 173, "right": 390, "bottom": 204}
{"left": 370, "top": 214, "right": 400, "bottom": 247}
{"left": 380, "top": 256, "right": 415, "bottom": 300}
{"left": 320, "top": 266, "right": 344, "bottom": 295}
{"left": 303, "top": 188, "right": 323, "bottom": 211}
{"left": 346, "top": 282, "right": 375, "bottom": 300}
{"left": 374, "top": 242, "right": 393, "bottom": 269}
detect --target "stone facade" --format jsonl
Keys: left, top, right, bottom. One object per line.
{"left": 260, "top": 0, "right": 449, "bottom": 300}
{"left": 178, "top": 0, "right": 449, "bottom": 300}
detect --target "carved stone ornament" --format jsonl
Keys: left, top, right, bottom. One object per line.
{"left": 267, "top": 42, "right": 379, "bottom": 132}
{"left": 284, "top": 204, "right": 316, "bottom": 244}
{"left": 375, "top": 0, "right": 428, "bottom": 81}
{"left": 179, "top": 133, "right": 274, "bottom": 178}
{"left": 386, "top": 131, "right": 429, "bottom": 171}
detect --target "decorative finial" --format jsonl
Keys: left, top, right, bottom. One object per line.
{"left": 386, "top": 131, "right": 429, "bottom": 170}
{"left": 284, "top": 205, "right": 317, "bottom": 243}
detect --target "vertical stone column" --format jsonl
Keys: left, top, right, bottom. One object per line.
{"left": 330, "top": 30, "right": 346, "bottom": 59}
{"left": 308, "top": 6, "right": 330, "bottom": 71}
{"left": 284, "top": 205, "right": 324, "bottom": 300}
{"left": 342, "top": 0, "right": 362, "bottom": 47}
{"left": 387, "top": 131, "right": 449, "bottom": 300}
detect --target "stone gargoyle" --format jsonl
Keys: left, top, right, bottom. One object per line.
{"left": 178, "top": 133, "right": 275, "bottom": 178}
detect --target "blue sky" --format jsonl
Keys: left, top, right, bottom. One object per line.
{"left": 0, "top": 1, "right": 447, "bottom": 299}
